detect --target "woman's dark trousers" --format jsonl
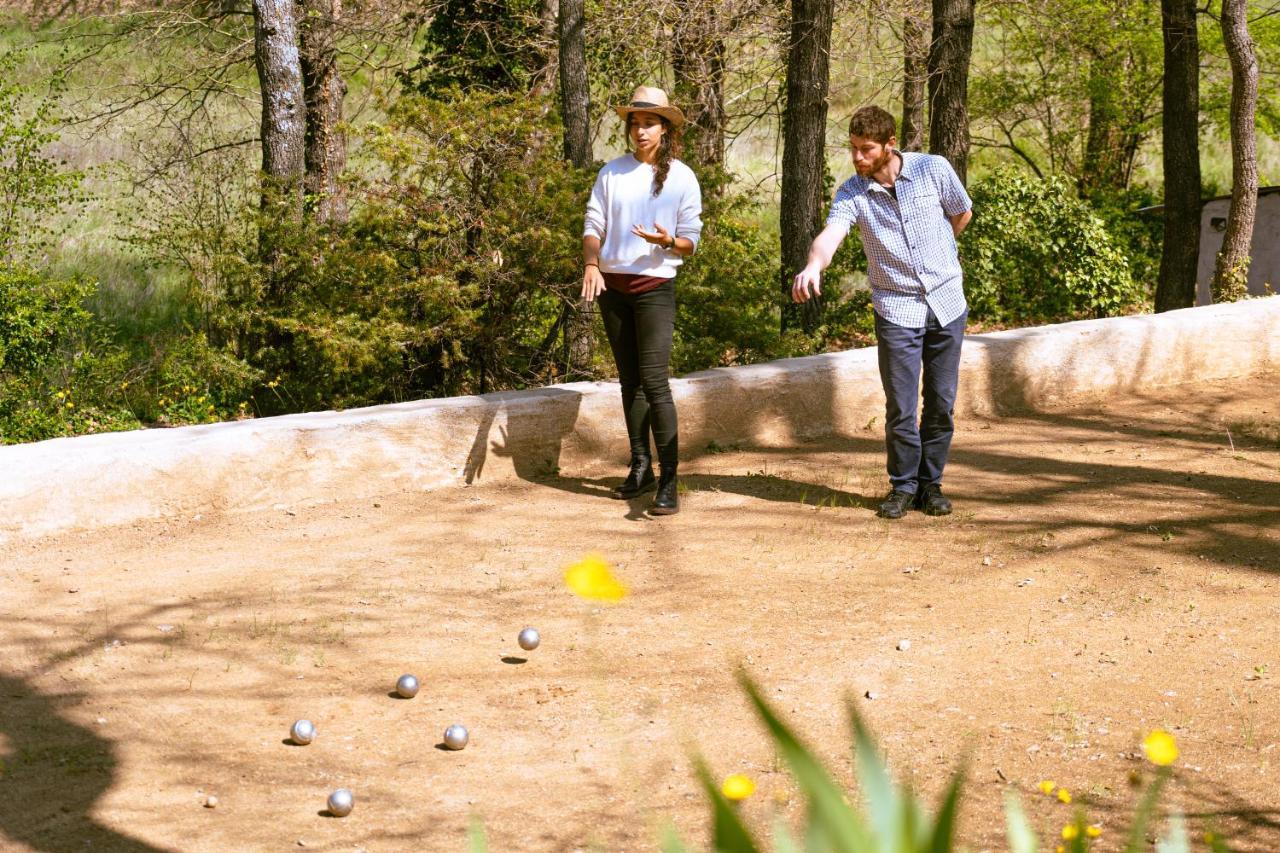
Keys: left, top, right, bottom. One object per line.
{"left": 597, "top": 281, "right": 678, "bottom": 468}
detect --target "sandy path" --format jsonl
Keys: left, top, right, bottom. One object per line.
{"left": 2, "top": 375, "right": 1278, "bottom": 851}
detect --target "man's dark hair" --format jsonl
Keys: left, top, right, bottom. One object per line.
{"left": 848, "top": 106, "right": 896, "bottom": 143}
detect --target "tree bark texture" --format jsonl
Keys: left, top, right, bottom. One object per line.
{"left": 299, "top": 0, "right": 348, "bottom": 224}
{"left": 1211, "top": 0, "right": 1258, "bottom": 303}
{"left": 1154, "top": 0, "right": 1201, "bottom": 312}
{"left": 252, "top": 0, "right": 306, "bottom": 220}
{"left": 926, "top": 0, "right": 975, "bottom": 184}
{"left": 558, "top": 0, "right": 591, "bottom": 169}
{"left": 673, "top": 0, "right": 728, "bottom": 170}
{"left": 779, "top": 0, "right": 834, "bottom": 333}
{"left": 557, "top": 0, "right": 593, "bottom": 378}
{"left": 901, "top": 10, "right": 928, "bottom": 152}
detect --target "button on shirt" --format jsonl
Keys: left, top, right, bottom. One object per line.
{"left": 825, "top": 151, "right": 972, "bottom": 328}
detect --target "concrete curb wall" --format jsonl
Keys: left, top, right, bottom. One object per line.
{"left": 3, "top": 297, "right": 1277, "bottom": 542}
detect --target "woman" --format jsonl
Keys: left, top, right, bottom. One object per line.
{"left": 582, "top": 86, "right": 703, "bottom": 516}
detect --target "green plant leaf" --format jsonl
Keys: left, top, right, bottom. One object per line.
{"left": 692, "top": 754, "right": 761, "bottom": 853}
{"left": 926, "top": 766, "right": 966, "bottom": 853}
{"left": 1124, "top": 766, "right": 1171, "bottom": 853}
{"left": 659, "top": 821, "right": 692, "bottom": 853}
{"left": 1003, "top": 792, "right": 1039, "bottom": 853}
{"left": 847, "top": 700, "right": 904, "bottom": 850}
{"left": 467, "top": 817, "right": 488, "bottom": 853}
{"left": 738, "top": 672, "right": 872, "bottom": 853}
{"left": 772, "top": 817, "right": 802, "bottom": 853}
{"left": 1155, "top": 812, "right": 1190, "bottom": 853}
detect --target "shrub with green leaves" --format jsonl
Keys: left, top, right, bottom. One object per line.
{"left": 960, "top": 170, "right": 1146, "bottom": 324}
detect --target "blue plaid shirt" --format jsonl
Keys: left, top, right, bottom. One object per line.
{"left": 826, "top": 151, "right": 972, "bottom": 328}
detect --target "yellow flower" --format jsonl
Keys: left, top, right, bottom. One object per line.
{"left": 1062, "top": 824, "right": 1079, "bottom": 840}
{"left": 1056, "top": 847, "right": 1065, "bottom": 853}
{"left": 1142, "top": 729, "right": 1179, "bottom": 766}
{"left": 1057, "top": 788, "right": 1071, "bottom": 804}
{"left": 564, "top": 553, "right": 628, "bottom": 602}
{"left": 1038, "top": 780, "right": 1056, "bottom": 795}
{"left": 721, "top": 774, "right": 755, "bottom": 801}
{"left": 1086, "top": 825, "right": 1102, "bottom": 838}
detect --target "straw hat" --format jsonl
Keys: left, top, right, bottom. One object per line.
{"left": 614, "top": 86, "right": 686, "bottom": 127}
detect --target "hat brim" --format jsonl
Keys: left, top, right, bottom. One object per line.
{"left": 615, "top": 103, "right": 686, "bottom": 127}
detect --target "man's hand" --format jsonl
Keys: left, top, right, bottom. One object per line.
{"left": 792, "top": 265, "right": 823, "bottom": 303}
{"left": 581, "top": 265, "right": 605, "bottom": 302}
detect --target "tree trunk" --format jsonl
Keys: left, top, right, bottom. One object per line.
{"left": 299, "top": 0, "right": 348, "bottom": 224}
{"left": 253, "top": 0, "right": 305, "bottom": 214}
{"left": 779, "top": 0, "right": 834, "bottom": 333}
{"left": 673, "top": 0, "right": 728, "bottom": 171}
{"left": 557, "top": 0, "right": 593, "bottom": 379}
{"left": 926, "top": 0, "right": 975, "bottom": 184}
{"left": 531, "top": 0, "right": 559, "bottom": 95}
{"left": 901, "top": 9, "right": 928, "bottom": 152}
{"left": 1154, "top": 0, "right": 1201, "bottom": 312}
{"left": 1079, "top": 57, "right": 1130, "bottom": 195}
{"left": 1211, "top": 0, "right": 1258, "bottom": 304}
{"left": 558, "top": 0, "right": 590, "bottom": 168}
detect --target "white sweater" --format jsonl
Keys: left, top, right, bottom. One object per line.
{"left": 583, "top": 154, "right": 703, "bottom": 278}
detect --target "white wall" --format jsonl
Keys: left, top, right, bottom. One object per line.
{"left": 1197, "top": 191, "right": 1280, "bottom": 304}
{"left": 3, "top": 298, "right": 1278, "bottom": 543}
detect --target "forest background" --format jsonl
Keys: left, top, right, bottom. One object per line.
{"left": 0, "top": 0, "right": 1276, "bottom": 443}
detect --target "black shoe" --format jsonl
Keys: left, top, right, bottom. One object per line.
{"left": 877, "top": 489, "right": 915, "bottom": 519}
{"left": 650, "top": 466, "right": 679, "bottom": 515}
{"left": 914, "top": 484, "right": 952, "bottom": 516}
{"left": 612, "top": 456, "right": 656, "bottom": 499}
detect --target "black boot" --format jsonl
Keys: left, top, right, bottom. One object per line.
{"left": 612, "top": 455, "right": 656, "bottom": 499}
{"left": 650, "top": 465, "right": 679, "bottom": 515}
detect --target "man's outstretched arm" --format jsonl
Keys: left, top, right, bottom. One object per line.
{"left": 791, "top": 223, "right": 849, "bottom": 303}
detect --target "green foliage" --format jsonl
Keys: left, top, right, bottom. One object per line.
{"left": 404, "top": 0, "right": 548, "bottom": 96}
{"left": 0, "top": 263, "right": 92, "bottom": 376}
{"left": 674, "top": 190, "right": 799, "bottom": 372}
{"left": 969, "top": 0, "right": 1162, "bottom": 187}
{"left": 0, "top": 46, "right": 84, "bottom": 261}
{"left": 961, "top": 170, "right": 1145, "bottom": 324}
{"left": 198, "top": 90, "right": 592, "bottom": 413}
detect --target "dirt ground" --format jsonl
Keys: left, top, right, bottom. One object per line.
{"left": 2, "top": 373, "right": 1279, "bottom": 852}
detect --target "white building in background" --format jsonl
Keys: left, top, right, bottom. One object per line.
{"left": 1195, "top": 186, "right": 1280, "bottom": 305}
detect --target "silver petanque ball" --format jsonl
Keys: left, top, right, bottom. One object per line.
{"left": 443, "top": 724, "right": 469, "bottom": 750}
{"left": 327, "top": 788, "right": 354, "bottom": 817}
{"left": 517, "top": 627, "right": 541, "bottom": 651}
{"left": 290, "top": 719, "right": 316, "bottom": 745}
{"left": 395, "top": 674, "right": 420, "bottom": 699}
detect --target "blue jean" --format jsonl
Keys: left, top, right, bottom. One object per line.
{"left": 874, "top": 308, "right": 966, "bottom": 494}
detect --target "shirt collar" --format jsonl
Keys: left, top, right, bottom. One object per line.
{"left": 862, "top": 151, "right": 912, "bottom": 195}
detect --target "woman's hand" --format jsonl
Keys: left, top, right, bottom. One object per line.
{"left": 581, "top": 264, "right": 605, "bottom": 302}
{"left": 631, "top": 221, "right": 675, "bottom": 249}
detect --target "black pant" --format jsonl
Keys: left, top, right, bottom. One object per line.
{"left": 597, "top": 281, "right": 678, "bottom": 467}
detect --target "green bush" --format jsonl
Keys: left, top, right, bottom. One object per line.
{"left": 961, "top": 170, "right": 1145, "bottom": 324}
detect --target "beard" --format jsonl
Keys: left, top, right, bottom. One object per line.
{"left": 856, "top": 147, "right": 895, "bottom": 177}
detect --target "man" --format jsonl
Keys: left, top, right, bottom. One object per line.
{"left": 793, "top": 105, "right": 973, "bottom": 519}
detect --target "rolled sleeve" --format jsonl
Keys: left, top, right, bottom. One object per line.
{"left": 583, "top": 173, "right": 606, "bottom": 240}
{"left": 675, "top": 182, "right": 703, "bottom": 248}
{"left": 936, "top": 159, "right": 972, "bottom": 217}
